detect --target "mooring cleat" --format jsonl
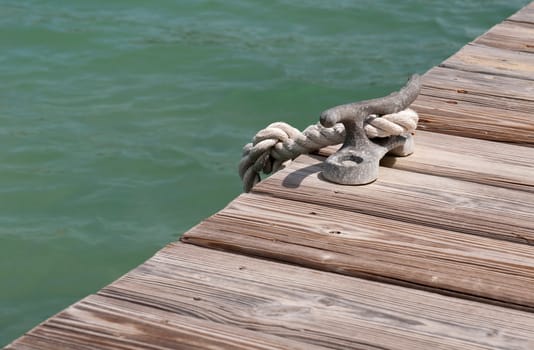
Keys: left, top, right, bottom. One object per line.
{"left": 320, "top": 74, "right": 420, "bottom": 185}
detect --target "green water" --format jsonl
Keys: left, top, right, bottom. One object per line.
{"left": 0, "top": 0, "right": 528, "bottom": 345}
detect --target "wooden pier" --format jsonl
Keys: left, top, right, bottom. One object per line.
{"left": 6, "top": 3, "right": 534, "bottom": 349}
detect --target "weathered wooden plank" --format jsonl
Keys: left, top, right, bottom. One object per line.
{"left": 93, "top": 243, "right": 534, "bottom": 350}
{"left": 251, "top": 154, "right": 534, "bottom": 244}
{"left": 414, "top": 7, "right": 534, "bottom": 142}
{"left": 319, "top": 131, "right": 534, "bottom": 193}
{"left": 421, "top": 66, "right": 534, "bottom": 102}
{"left": 421, "top": 74, "right": 534, "bottom": 115}
{"left": 509, "top": 2, "right": 534, "bottom": 24}
{"left": 411, "top": 94, "right": 534, "bottom": 144}
{"left": 441, "top": 43, "right": 534, "bottom": 81}
{"left": 6, "top": 294, "right": 321, "bottom": 350}
{"left": 475, "top": 20, "right": 534, "bottom": 53}
{"left": 183, "top": 193, "right": 534, "bottom": 309}
{"left": 420, "top": 86, "right": 534, "bottom": 113}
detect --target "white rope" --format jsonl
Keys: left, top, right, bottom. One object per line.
{"left": 239, "top": 108, "right": 418, "bottom": 192}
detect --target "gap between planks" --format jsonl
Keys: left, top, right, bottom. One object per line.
{"left": 475, "top": 20, "right": 534, "bottom": 54}
{"left": 252, "top": 152, "right": 534, "bottom": 245}
{"left": 508, "top": 1, "right": 534, "bottom": 25}
{"left": 183, "top": 191, "right": 534, "bottom": 310}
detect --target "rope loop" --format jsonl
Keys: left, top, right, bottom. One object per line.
{"left": 239, "top": 108, "right": 418, "bottom": 192}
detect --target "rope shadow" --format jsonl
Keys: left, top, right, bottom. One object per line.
{"left": 281, "top": 154, "right": 325, "bottom": 189}
{"left": 280, "top": 153, "right": 399, "bottom": 189}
